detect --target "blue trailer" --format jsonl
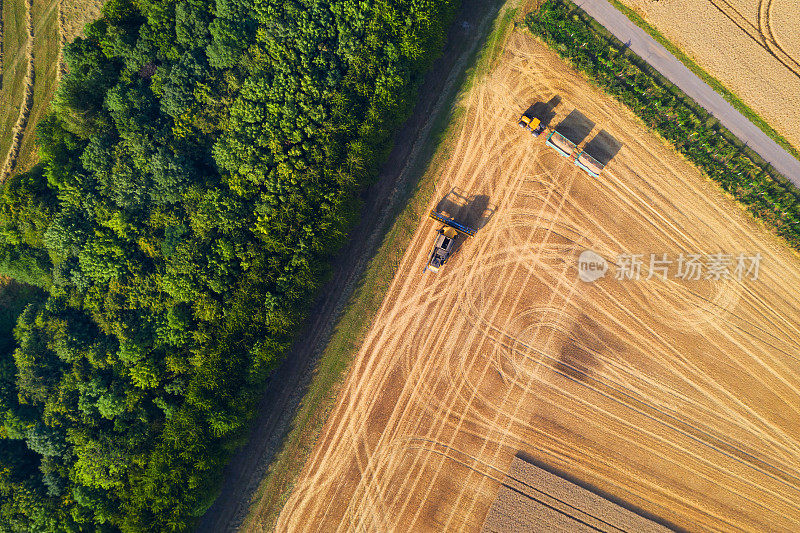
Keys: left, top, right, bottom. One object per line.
{"left": 575, "top": 151, "right": 604, "bottom": 178}
{"left": 545, "top": 130, "right": 577, "bottom": 158}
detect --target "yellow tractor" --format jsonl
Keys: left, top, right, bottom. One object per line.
{"left": 518, "top": 114, "right": 545, "bottom": 137}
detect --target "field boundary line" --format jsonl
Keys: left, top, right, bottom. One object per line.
{"left": 1, "top": 0, "right": 33, "bottom": 182}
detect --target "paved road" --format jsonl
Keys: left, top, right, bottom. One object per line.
{"left": 577, "top": 0, "right": 800, "bottom": 186}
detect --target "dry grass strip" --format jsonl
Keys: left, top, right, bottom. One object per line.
{"left": 0, "top": 0, "right": 32, "bottom": 182}
{"left": 1, "top": 0, "right": 4, "bottom": 91}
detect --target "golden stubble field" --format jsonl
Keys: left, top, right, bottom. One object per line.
{"left": 61, "top": 0, "right": 103, "bottom": 43}
{"left": 619, "top": 0, "right": 800, "bottom": 150}
{"left": 275, "top": 28, "right": 800, "bottom": 533}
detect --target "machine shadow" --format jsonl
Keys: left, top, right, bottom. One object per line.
{"left": 583, "top": 129, "right": 623, "bottom": 166}
{"left": 555, "top": 109, "right": 595, "bottom": 146}
{"left": 524, "top": 95, "right": 561, "bottom": 129}
{"left": 434, "top": 188, "right": 497, "bottom": 256}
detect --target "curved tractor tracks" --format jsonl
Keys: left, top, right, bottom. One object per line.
{"left": 706, "top": 0, "right": 800, "bottom": 80}
{"left": 277, "top": 28, "right": 800, "bottom": 533}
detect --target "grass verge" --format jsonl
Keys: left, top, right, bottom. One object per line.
{"left": 605, "top": 0, "right": 800, "bottom": 163}
{"left": 238, "top": 4, "right": 518, "bottom": 531}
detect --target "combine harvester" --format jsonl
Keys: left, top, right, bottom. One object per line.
{"left": 574, "top": 150, "right": 605, "bottom": 177}
{"left": 426, "top": 210, "right": 477, "bottom": 273}
{"left": 545, "top": 130, "right": 577, "bottom": 158}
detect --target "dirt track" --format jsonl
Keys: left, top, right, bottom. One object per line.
{"left": 276, "top": 28, "right": 800, "bottom": 533}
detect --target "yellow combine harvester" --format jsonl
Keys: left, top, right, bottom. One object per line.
{"left": 426, "top": 210, "right": 477, "bottom": 273}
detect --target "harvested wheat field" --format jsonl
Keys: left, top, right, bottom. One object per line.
{"left": 619, "top": 0, "right": 800, "bottom": 150}
{"left": 275, "top": 26, "right": 800, "bottom": 533}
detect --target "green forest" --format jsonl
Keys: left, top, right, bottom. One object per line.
{"left": 0, "top": 0, "right": 458, "bottom": 529}
{"left": 527, "top": 0, "right": 800, "bottom": 250}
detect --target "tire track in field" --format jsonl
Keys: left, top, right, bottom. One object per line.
{"left": 472, "top": 31, "right": 800, "bottom": 524}
{"left": 758, "top": 0, "right": 800, "bottom": 72}
{"left": 450, "top": 298, "right": 800, "bottom": 504}
{"left": 343, "top": 44, "right": 535, "bottom": 520}
{"left": 338, "top": 80, "right": 534, "bottom": 532}
{"left": 487, "top": 39, "right": 800, "bottom": 457}
{"left": 704, "top": 0, "right": 800, "bottom": 79}
{"left": 277, "top": 25, "right": 800, "bottom": 533}
{"left": 445, "top": 256, "right": 800, "bottom": 521}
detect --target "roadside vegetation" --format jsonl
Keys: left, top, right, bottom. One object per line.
{"left": 0, "top": 0, "right": 460, "bottom": 530}
{"left": 528, "top": 0, "right": 800, "bottom": 251}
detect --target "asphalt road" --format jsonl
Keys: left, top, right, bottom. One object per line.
{"left": 577, "top": 0, "right": 800, "bottom": 186}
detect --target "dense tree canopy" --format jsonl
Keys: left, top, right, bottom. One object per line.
{"left": 0, "top": 0, "right": 458, "bottom": 529}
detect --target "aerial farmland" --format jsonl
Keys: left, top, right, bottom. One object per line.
{"left": 2, "top": 0, "right": 800, "bottom": 528}
{"left": 275, "top": 25, "right": 800, "bottom": 533}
